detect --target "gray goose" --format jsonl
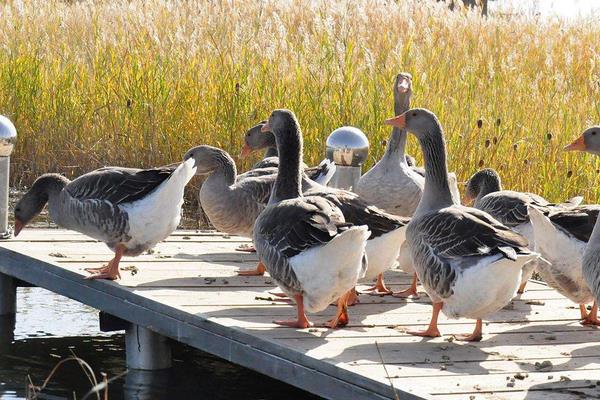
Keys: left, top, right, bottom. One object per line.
{"left": 14, "top": 157, "right": 198, "bottom": 280}
{"left": 241, "top": 121, "right": 411, "bottom": 297}
{"left": 253, "top": 109, "right": 370, "bottom": 329}
{"left": 355, "top": 73, "right": 461, "bottom": 298}
{"left": 239, "top": 121, "right": 336, "bottom": 185}
{"left": 565, "top": 127, "right": 600, "bottom": 324}
{"left": 465, "top": 168, "right": 582, "bottom": 293}
{"left": 385, "top": 109, "right": 539, "bottom": 341}
{"left": 190, "top": 145, "right": 325, "bottom": 275}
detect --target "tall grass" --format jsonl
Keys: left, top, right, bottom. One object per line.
{"left": 1, "top": 0, "right": 599, "bottom": 202}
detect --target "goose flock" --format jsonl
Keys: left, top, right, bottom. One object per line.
{"left": 12, "top": 73, "right": 600, "bottom": 341}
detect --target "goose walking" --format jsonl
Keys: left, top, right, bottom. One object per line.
{"left": 465, "top": 168, "right": 582, "bottom": 293}
{"left": 14, "top": 155, "right": 198, "bottom": 280}
{"left": 253, "top": 109, "right": 370, "bottom": 329}
{"left": 385, "top": 109, "right": 539, "bottom": 341}
{"left": 565, "top": 126, "right": 600, "bottom": 323}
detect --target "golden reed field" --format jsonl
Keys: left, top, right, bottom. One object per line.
{"left": 1, "top": 0, "right": 599, "bottom": 204}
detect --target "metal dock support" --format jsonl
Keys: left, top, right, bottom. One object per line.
{"left": 125, "top": 324, "right": 172, "bottom": 370}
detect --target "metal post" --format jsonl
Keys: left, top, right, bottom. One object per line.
{"left": 0, "top": 157, "right": 10, "bottom": 238}
{"left": 125, "top": 324, "right": 171, "bottom": 370}
{"left": 0, "top": 273, "right": 16, "bottom": 315}
{"left": 0, "top": 115, "right": 16, "bottom": 239}
{"left": 326, "top": 126, "right": 369, "bottom": 192}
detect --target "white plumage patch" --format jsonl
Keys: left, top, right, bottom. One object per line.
{"left": 362, "top": 226, "right": 406, "bottom": 279}
{"left": 288, "top": 225, "right": 370, "bottom": 313}
{"left": 122, "top": 158, "right": 197, "bottom": 251}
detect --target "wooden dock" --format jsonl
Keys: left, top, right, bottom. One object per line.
{"left": 1, "top": 229, "right": 600, "bottom": 399}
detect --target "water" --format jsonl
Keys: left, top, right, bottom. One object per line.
{"left": 0, "top": 288, "right": 320, "bottom": 400}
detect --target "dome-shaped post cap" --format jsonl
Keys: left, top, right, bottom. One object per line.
{"left": 325, "top": 126, "right": 369, "bottom": 167}
{"left": 0, "top": 116, "right": 17, "bottom": 157}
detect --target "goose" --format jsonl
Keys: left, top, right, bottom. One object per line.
{"left": 240, "top": 121, "right": 411, "bottom": 296}
{"left": 465, "top": 168, "right": 582, "bottom": 293}
{"left": 14, "top": 156, "right": 198, "bottom": 280}
{"left": 354, "top": 73, "right": 461, "bottom": 298}
{"left": 190, "top": 145, "right": 326, "bottom": 275}
{"left": 239, "top": 121, "right": 336, "bottom": 185}
{"left": 565, "top": 126, "right": 600, "bottom": 324}
{"left": 385, "top": 108, "right": 539, "bottom": 341}
{"left": 253, "top": 109, "right": 370, "bottom": 329}
{"left": 528, "top": 205, "right": 599, "bottom": 324}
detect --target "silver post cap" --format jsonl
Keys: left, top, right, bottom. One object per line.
{"left": 325, "top": 126, "right": 369, "bottom": 167}
{"left": 0, "top": 116, "right": 16, "bottom": 157}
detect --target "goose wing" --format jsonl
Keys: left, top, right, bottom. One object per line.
{"left": 411, "top": 205, "right": 530, "bottom": 297}
{"left": 66, "top": 166, "right": 175, "bottom": 205}
{"left": 547, "top": 205, "right": 600, "bottom": 243}
{"left": 307, "top": 188, "right": 408, "bottom": 239}
{"left": 254, "top": 196, "right": 355, "bottom": 293}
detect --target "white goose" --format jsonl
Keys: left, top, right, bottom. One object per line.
{"left": 385, "top": 109, "right": 540, "bottom": 341}
{"left": 253, "top": 109, "right": 370, "bottom": 329}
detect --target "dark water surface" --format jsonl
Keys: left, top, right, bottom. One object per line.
{"left": 0, "top": 288, "right": 320, "bottom": 400}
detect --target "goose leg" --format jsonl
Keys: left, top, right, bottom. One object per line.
{"left": 85, "top": 245, "right": 125, "bottom": 280}
{"left": 581, "top": 302, "right": 600, "bottom": 326}
{"left": 408, "top": 302, "right": 442, "bottom": 338}
{"left": 238, "top": 261, "right": 266, "bottom": 276}
{"left": 454, "top": 319, "right": 483, "bottom": 342}
{"left": 274, "top": 294, "right": 312, "bottom": 328}
{"left": 392, "top": 273, "right": 420, "bottom": 298}
{"left": 364, "top": 274, "right": 393, "bottom": 296}
{"left": 347, "top": 288, "right": 360, "bottom": 306}
{"left": 579, "top": 304, "right": 589, "bottom": 320}
{"left": 324, "top": 290, "right": 352, "bottom": 329}
{"left": 517, "top": 280, "right": 528, "bottom": 295}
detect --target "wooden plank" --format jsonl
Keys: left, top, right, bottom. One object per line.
{"left": 0, "top": 245, "right": 430, "bottom": 400}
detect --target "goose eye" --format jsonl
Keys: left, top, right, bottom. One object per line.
{"left": 412, "top": 112, "right": 416, "bottom": 116}
{"left": 592, "top": 131, "right": 597, "bottom": 136}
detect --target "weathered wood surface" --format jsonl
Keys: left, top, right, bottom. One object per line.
{"left": 1, "top": 229, "right": 600, "bottom": 400}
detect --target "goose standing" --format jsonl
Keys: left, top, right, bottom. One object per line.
{"left": 565, "top": 126, "right": 600, "bottom": 324}
{"left": 385, "top": 109, "right": 539, "bottom": 341}
{"left": 241, "top": 120, "right": 410, "bottom": 296}
{"left": 239, "top": 121, "right": 336, "bottom": 185}
{"left": 253, "top": 109, "right": 370, "bottom": 329}
{"left": 14, "top": 156, "right": 198, "bottom": 280}
{"left": 528, "top": 205, "right": 599, "bottom": 324}
{"left": 465, "top": 168, "right": 582, "bottom": 293}
{"left": 191, "top": 146, "right": 327, "bottom": 276}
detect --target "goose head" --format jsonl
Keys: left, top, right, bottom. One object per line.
{"left": 261, "top": 109, "right": 301, "bottom": 143}
{"left": 240, "top": 120, "right": 274, "bottom": 158}
{"left": 384, "top": 108, "right": 441, "bottom": 138}
{"left": 565, "top": 126, "right": 600, "bottom": 155}
{"left": 465, "top": 168, "right": 502, "bottom": 204}
{"left": 14, "top": 174, "right": 68, "bottom": 236}
{"left": 184, "top": 145, "right": 236, "bottom": 175}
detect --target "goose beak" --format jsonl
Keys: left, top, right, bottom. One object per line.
{"left": 14, "top": 219, "right": 23, "bottom": 237}
{"left": 397, "top": 76, "right": 410, "bottom": 93}
{"left": 564, "top": 135, "right": 586, "bottom": 151}
{"left": 385, "top": 114, "right": 406, "bottom": 128}
{"left": 240, "top": 143, "right": 252, "bottom": 158}
{"left": 260, "top": 122, "right": 271, "bottom": 133}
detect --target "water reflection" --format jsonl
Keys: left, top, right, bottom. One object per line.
{"left": 0, "top": 288, "right": 320, "bottom": 400}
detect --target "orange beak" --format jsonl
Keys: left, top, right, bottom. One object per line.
{"left": 14, "top": 219, "right": 23, "bottom": 237}
{"left": 463, "top": 193, "right": 474, "bottom": 205}
{"left": 240, "top": 143, "right": 253, "bottom": 158}
{"left": 564, "top": 135, "right": 586, "bottom": 151}
{"left": 384, "top": 114, "right": 406, "bottom": 128}
{"left": 260, "top": 121, "right": 271, "bottom": 133}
